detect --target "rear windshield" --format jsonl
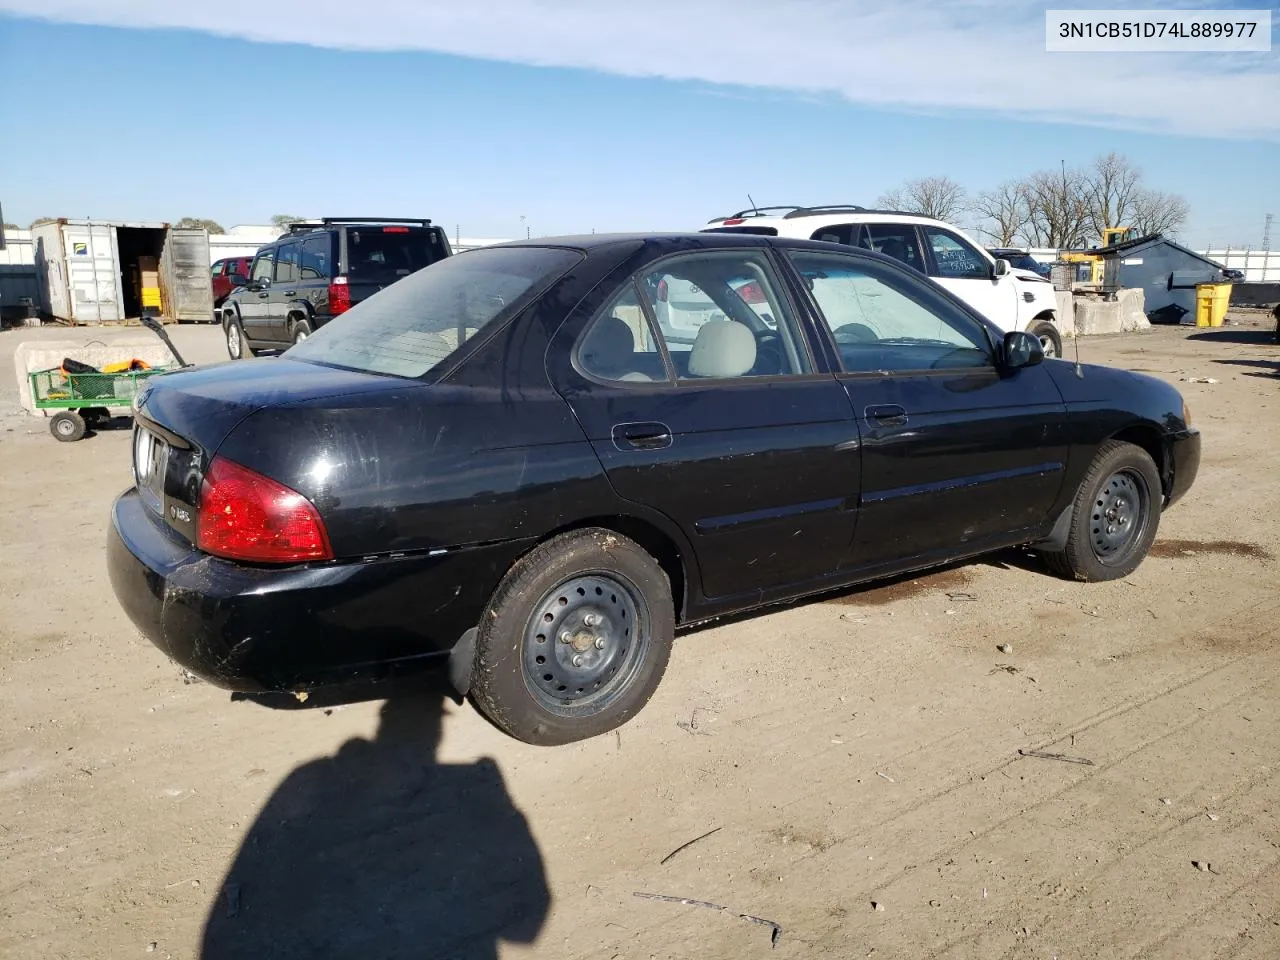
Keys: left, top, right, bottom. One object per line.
{"left": 286, "top": 246, "right": 582, "bottom": 379}
{"left": 345, "top": 227, "right": 449, "bottom": 280}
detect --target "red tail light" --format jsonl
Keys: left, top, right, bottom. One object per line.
{"left": 657, "top": 278, "right": 669, "bottom": 302}
{"left": 197, "top": 456, "right": 333, "bottom": 564}
{"left": 722, "top": 217, "right": 746, "bottom": 225}
{"left": 329, "top": 275, "right": 351, "bottom": 315}
{"left": 735, "top": 280, "right": 765, "bottom": 304}
{"left": 382, "top": 226, "right": 409, "bottom": 233}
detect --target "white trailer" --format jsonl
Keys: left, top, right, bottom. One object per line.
{"left": 32, "top": 219, "right": 214, "bottom": 324}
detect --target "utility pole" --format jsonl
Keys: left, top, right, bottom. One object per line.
{"left": 1263, "top": 213, "right": 1273, "bottom": 250}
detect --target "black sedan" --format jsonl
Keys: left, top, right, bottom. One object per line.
{"left": 108, "top": 233, "right": 1200, "bottom": 745}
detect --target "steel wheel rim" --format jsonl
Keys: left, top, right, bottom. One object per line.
{"left": 521, "top": 572, "right": 650, "bottom": 714}
{"left": 227, "top": 324, "right": 241, "bottom": 356}
{"left": 1039, "top": 333, "right": 1058, "bottom": 357}
{"left": 54, "top": 418, "right": 75, "bottom": 437}
{"left": 295, "top": 329, "right": 308, "bottom": 343}
{"left": 1091, "top": 468, "right": 1149, "bottom": 564}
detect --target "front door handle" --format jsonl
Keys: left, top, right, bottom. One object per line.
{"left": 612, "top": 421, "right": 673, "bottom": 451}
{"left": 282, "top": 290, "right": 297, "bottom": 297}
{"left": 257, "top": 292, "right": 270, "bottom": 299}
{"left": 865, "top": 404, "right": 908, "bottom": 426}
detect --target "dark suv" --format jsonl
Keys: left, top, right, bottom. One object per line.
{"left": 221, "top": 218, "right": 452, "bottom": 358}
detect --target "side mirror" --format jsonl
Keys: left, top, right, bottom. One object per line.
{"left": 249, "top": 277, "right": 270, "bottom": 291}
{"left": 1003, "top": 330, "right": 1044, "bottom": 370}
{"left": 992, "top": 258, "right": 1011, "bottom": 278}
{"left": 229, "top": 273, "right": 248, "bottom": 287}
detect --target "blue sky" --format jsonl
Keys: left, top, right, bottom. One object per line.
{"left": 0, "top": 1, "right": 1277, "bottom": 247}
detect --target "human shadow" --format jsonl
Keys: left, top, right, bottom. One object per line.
{"left": 201, "top": 679, "right": 549, "bottom": 960}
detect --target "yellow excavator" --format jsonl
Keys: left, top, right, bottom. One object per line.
{"left": 1060, "top": 226, "right": 1139, "bottom": 287}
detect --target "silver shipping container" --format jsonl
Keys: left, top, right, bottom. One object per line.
{"left": 32, "top": 219, "right": 214, "bottom": 324}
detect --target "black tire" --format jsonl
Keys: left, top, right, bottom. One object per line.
{"left": 49, "top": 411, "right": 87, "bottom": 442}
{"left": 1031, "top": 319, "right": 1063, "bottom": 359}
{"left": 80, "top": 406, "right": 111, "bottom": 424}
{"left": 291, "top": 317, "right": 313, "bottom": 344}
{"left": 1041, "top": 440, "right": 1161, "bottom": 582}
{"left": 225, "top": 315, "right": 253, "bottom": 359}
{"left": 471, "top": 528, "right": 675, "bottom": 745}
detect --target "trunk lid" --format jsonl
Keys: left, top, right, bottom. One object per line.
{"left": 132, "top": 358, "right": 410, "bottom": 544}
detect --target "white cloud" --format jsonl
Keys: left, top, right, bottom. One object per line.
{"left": 3, "top": 0, "right": 1277, "bottom": 140}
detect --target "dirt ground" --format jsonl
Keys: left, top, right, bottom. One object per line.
{"left": 1, "top": 315, "right": 1278, "bottom": 960}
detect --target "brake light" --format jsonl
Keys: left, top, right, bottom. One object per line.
{"left": 197, "top": 456, "right": 333, "bottom": 564}
{"left": 382, "top": 226, "right": 409, "bottom": 233}
{"left": 329, "top": 275, "right": 351, "bottom": 315}
{"left": 723, "top": 217, "right": 746, "bottom": 225}
{"left": 657, "top": 278, "right": 668, "bottom": 302}
{"left": 736, "top": 280, "right": 765, "bottom": 304}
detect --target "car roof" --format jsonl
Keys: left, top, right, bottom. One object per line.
{"left": 480, "top": 231, "right": 891, "bottom": 255}
{"left": 472, "top": 233, "right": 943, "bottom": 277}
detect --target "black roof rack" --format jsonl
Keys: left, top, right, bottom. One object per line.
{"left": 708, "top": 204, "right": 888, "bottom": 224}
{"left": 285, "top": 217, "right": 434, "bottom": 234}
{"left": 706, "top": 205, "right": 807, "bottom": 224}
{"left": 782, "top": 205, "right": 868, "bottom": 219}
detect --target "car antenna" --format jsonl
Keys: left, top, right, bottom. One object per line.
{"left": 747, "top": 193, "right": 759, "bottom": 216}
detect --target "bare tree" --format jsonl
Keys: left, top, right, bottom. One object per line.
{"left": 1021, "top": 167, "right": 1091, "bottom": 249}
{"left": 1129, "top": 189, "right": 1189, "bottom": 237}
{"left": 876, "top": 176, "right": 968, "bottom": 222}
{"left": 973, "top": 180, "right": 1030, "bottom": 246}
{"left": 1083, "top": 152, "right": 1143, "bottom": 237}
{"left": 271, "top": 213, "right": 304, "bottom": 229}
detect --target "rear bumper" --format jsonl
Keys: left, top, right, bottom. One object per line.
{"left": 1165, "top": 427, "right": 1201, "bottom": 508}
{"left": 107, "top": 489, "right": 526, "bottom": 691}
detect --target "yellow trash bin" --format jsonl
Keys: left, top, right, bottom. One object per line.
{"left": 1195, "top": 282, "right": 1231, "bottom": 327}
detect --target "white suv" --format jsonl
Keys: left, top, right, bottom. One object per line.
{"left": 700, "top": 205, "right": 1064, "bottom": 357}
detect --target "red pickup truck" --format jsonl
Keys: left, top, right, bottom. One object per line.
{"left": 211, "top": 257, "right": 254, "bottom": 306}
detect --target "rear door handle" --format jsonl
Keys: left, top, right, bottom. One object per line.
{"left": 612, "top": 421, "right": 673, "bottom": 451}
{"left": 283, "top": 290, "right": 297, "bottom": 297}
{"left": 257, "top": 292, "right": 270, "bottom": 299}
{"left": 865, "top": 404, "right": 908, "bottom": 426}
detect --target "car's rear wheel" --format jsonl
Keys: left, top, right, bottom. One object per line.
{"left": 1031, "top": 319, "right": 1062, "bottom": 359}
{"left": 470, "top": 528, "right": 675, "bottom": 745}
{"left": 1041, "top": 440, "right": 1161, "bottom": 581}
{"left": 291, "top": 317, "right": 313, "bottom": 344}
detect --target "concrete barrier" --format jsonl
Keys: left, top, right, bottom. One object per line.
{"left": 12, "top": 339, "right": 175, "bottom": 415}
{"left": 1055, "top": 291, "right": 1075, "bottom": 335}
{"left": 1072, "top": 289, "right": 1151, "bottom": 337}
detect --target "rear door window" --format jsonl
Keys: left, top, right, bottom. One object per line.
{"left": 299, "top": 235, "right": 330, "bottom": 280}
{"left": 274, "top": 242, "right": 300, "bottom": 284}
{"left": 860, "top": 224, "right": 925, "bottom": 272}
{"left": 345, "top": 228, "right": 447, "bottom": 281}
{"left": 578, "top": 251, "right": 812, "bottom": 382}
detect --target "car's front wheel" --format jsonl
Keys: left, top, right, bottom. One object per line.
{"left": 225, "top": 316, "right": 251, "bottom": 360}
{"left": 1041, "top": 440, "right": 1161, "bottom": 581}
{"left": 1031, "top": 319, "right": 1063, "bottom": 359}
{"left": 470, "top": 528, "right": 675, "bottom": 745}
